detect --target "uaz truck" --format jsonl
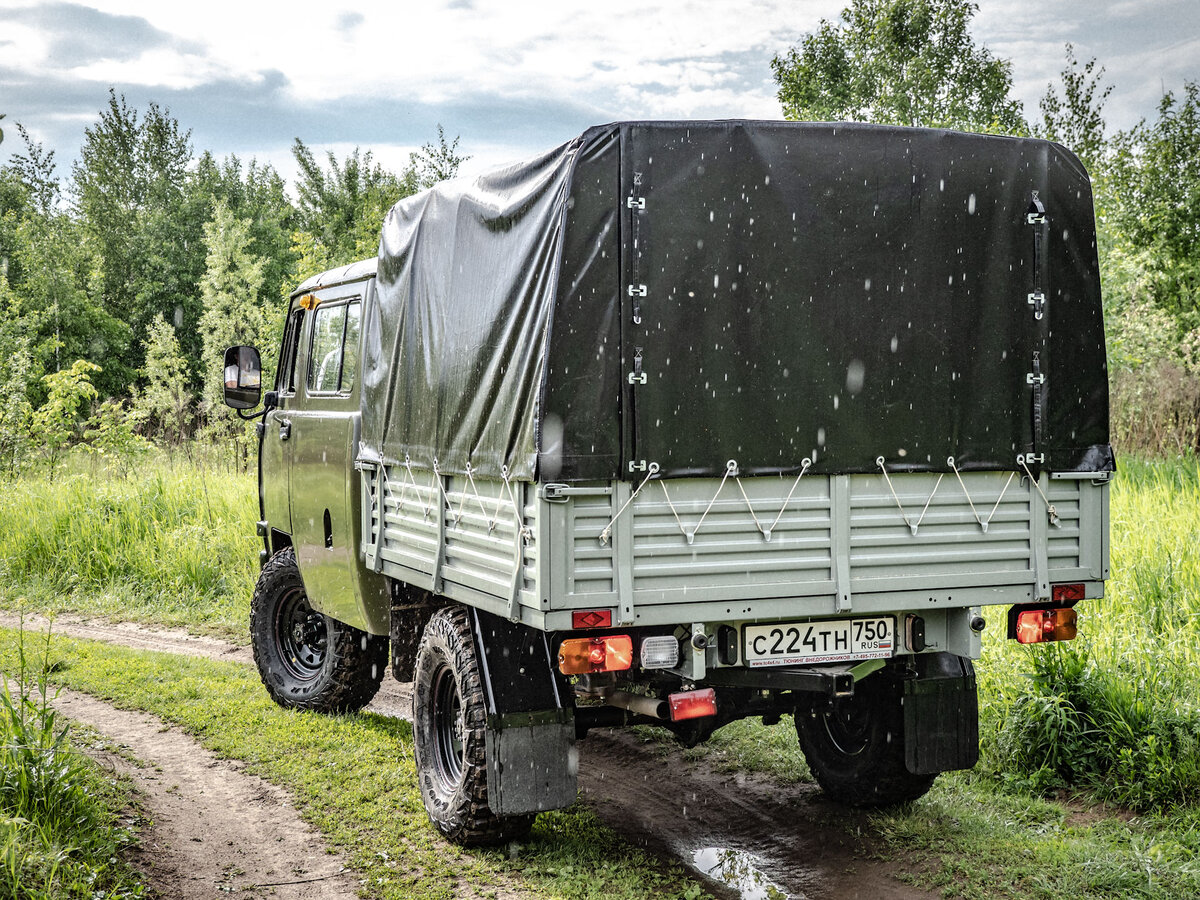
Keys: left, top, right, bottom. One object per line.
{"left": 223, "top": 120, "right": 1112, "bottom": 846}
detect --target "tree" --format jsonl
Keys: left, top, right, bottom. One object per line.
{"left": 411, "top": 125, "right": 469, "bottom": 190}
{"left": 71, "top": 91, "right": 195, "bottom": 390}
{"left": 1107, "top": 83, "right": 1200, "bottom": 328}
{"left": 136, "top": 313, "right": 193, "bottom": 445}
{"left": 1037, "top": 44, "right": 1113, "bottom": 172}
{"left": 771, "top": 0, "right": 1026, "bottom": 134}
{"left": 1, "top": 126, "right": 129, "bottom": 398}
{"left": 32, "top": 359, "right": 100, "bottom": 479}
{"left": 197, "top": 201, "right": 268, "bottom": 421}
{"left": 291, "top": 125, "right": 467, "bottom": 265}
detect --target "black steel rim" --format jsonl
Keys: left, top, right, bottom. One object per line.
{"left": 431, "top": 663, "right": 465, "bottom": 788}
{"left": 274, "top": 587, "right": 328, "bottom": 681}
{"left": 821, "top": 698, "right": 872, "bottom": 757}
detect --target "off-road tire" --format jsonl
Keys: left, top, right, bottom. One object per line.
{"left": 250, "top": 548, "right": 387, "bottom": 713}
{"left": 795, "top": 669, "right": 936, "bottom": 807}
{"left": 412, "top": 606, "right": 534, "bottom": 846}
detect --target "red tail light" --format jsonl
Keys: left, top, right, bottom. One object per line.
{"left": 558, "top": 635, "right": 633, "bottom": 674}
{"left": 1015, "top": 608, "right": 1078, "bottom": 644}
{"left": 668, "top": 688, "right": 717, "bottom": 721}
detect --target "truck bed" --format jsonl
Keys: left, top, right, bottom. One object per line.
{"left": 361, "top": 464, "right": 1109, "bottom": 637}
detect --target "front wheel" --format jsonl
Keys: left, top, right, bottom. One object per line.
{"left": 412, "top": 606, "right": 534, "bottom": 846}
{"left": 250, "top": 547, "right": 387, "bottom": 713}
{"left": 795, "top": 670, "right": 935, "bottom": 807}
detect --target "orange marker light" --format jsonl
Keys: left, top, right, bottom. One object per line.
{"left": 1015, "top": 608, "right": 1078, "bottom": 644}
{"left": 558, "top": 635, "right": 633, "bottom": 675}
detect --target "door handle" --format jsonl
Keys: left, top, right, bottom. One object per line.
{"left": 279, "top": 419, "right": 292, "bottom": 441}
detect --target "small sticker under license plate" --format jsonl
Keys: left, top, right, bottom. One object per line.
{"left": 743, "top": 617, "right": 895, "bottom": 667}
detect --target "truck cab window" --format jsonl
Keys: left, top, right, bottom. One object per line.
{"left": 277, "top": 308, "right": 305, "bottom": 394}
{"left": 307, "top": 300, "right": 361, "bottom": 394}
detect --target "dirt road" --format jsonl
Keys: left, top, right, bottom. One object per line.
{"left": 1, "top": 614, "right": 929, "bottom": 900}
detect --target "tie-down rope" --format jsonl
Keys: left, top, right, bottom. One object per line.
{"left": 621, "top": 459, "right": 812, "bottom": 546}
{"left": 599, "top": 463, "right": 660, "bottom": 546}
{"left": 878, "top": 456, "right": 1023, "bottom": 535}
{"left": 1018, "top": 455, "right": 1060, "bottom": 527}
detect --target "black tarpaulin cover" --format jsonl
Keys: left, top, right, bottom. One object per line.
{"left": 361, "top": 120, "right": 1111, "bottom": 483}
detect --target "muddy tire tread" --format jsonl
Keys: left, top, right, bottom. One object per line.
{"left": 250, "top": 548, "right": 387, "bottom": 714}
{"left": 413, "top": 606, "right": 534, "bottom": 847}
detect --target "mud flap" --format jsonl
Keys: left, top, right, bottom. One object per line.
{"left": 472, "top": 609, "right": 577, "bottom": 816}
{"left": 902, "top": 653, "right": 979, "bottom": 776}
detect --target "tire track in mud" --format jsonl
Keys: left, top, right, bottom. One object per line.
{"left": 2, "top": 614, "right": 931, "bottom": 900}
{"left": 55, "top": 689, "right": 360, "bottom": 899}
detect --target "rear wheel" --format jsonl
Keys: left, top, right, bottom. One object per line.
{"left": 412, "top": 606, "right": 534, "bottom": 846}
{"left": 250, "top": 548, "right": 387, "bottom": 713}
{"left": 795, "top": 669, "right": 935, "bottom": 806}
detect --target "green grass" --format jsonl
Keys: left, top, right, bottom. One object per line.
{"left": 975, "top": 457, "right": 1200, "bottom": 809}
{"left": 0, "top": 628, "right": 706, "bottom": 900}
{"left": 0, "top": 454, "right": 257, "bottom": 640}
{"left": 1, "top": 628, "right": 145, "bottom": 899}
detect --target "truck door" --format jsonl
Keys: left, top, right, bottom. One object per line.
{"left": 262, "top": 305, "right": 306, "bottom": 539}
{"left": 287, "top": 290, "right": 373, "bottom": 628}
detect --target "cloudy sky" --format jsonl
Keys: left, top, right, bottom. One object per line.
{"left": 2, "top": 0, "right": 1198, "bottom": 187}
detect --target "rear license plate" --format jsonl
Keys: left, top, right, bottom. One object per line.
{"left": 743, "top": 617, "right": 895, "bottom": 667}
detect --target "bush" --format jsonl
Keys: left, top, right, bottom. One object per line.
{"left": 0, "top": 625, "right": 144, "bottom": 898}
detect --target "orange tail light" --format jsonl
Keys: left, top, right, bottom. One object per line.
{"left": 557, "top": 635, "right": 633, "bottom": 674}
{"left": 1015, "top": 608, "right": 1078, "bottom": 644}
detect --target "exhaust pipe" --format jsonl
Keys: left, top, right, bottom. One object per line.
{"left": 606, "top": 690, "right": 669, "bottom": 719}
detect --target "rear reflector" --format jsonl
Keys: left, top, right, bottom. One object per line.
{"left": 640, "top": 635, "right": 680, "bottom": 669}
{"left": 668, "top": 688, "right": 717, "bottom": 722}
{"left": 1015, "top": 608, "right": 1078, "bottom": 644}
{"left": 557, "top": 635, "right": 633, "bottom": 674}
{"left": 572, "top": 609, "right": 613, "bottom": 629}
{"left": 1051, "top": 583, "right": 1086, "bottom": 603}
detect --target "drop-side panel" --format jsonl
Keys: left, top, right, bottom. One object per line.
{"left": 550, "top": 472, "right": 1109, "bottom": 626}
{"left": 363, "top": 465, "right": 540, "bottom": 621}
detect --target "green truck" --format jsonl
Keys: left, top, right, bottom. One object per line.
{"left": 223, "top": 120, "right": 1112, "bottom": 846}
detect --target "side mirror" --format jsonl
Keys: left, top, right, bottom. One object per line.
{"left": 223, "top": 346, "right": 262, "bottom": 410}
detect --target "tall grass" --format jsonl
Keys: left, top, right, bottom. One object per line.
{"left": 1, "top": 625, "right": 143, "bottom": 898}
{"left": 0, "top": 453, "right": 258, "bottom": 638}
{"left": 978, "top": 456, "right": 1200, "bottom": 809}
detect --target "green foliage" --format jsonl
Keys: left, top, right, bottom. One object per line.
{"left": 0, "top": 454, "right": 257, "bottom": 638}
{"left": 1108, "top": 82, "right": 1200, "bottom": 329}
{"left": 0, "top": 279, "right": 36, "bottom": 478}
{"left": 771, "top": 0, "right": 1026, "bottom": 133}
{"left": 1037, "top": 44, "right": 1113, "bottom": 173}
{"left": 0, "top": 625, "right": 144, "bottom": 899}
{"left": 292, "top": 139, "right": 416, "bottom": 264}
{"left": 135, "top": 314, "right": 192, "bottom": 445}
{"left": 978, "top": 458, "right": 1200, "bottom": 810}
{"left": 31, "top": 360, "right": 100, "bottom": 479}
{"left": 72, "top": 91, "right": 194, "bottom": 392}
{"left": 83, "top": 398, "right": 151, "bottom": 478}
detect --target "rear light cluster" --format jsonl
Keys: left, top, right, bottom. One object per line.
{"left": 1015, "top": 608, "right": 1078, "bottom": 644}
{"left": 557, "top": 635, "right": 633, "bottom": 674}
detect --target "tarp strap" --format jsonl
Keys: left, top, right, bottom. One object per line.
{"left": 658, "top": 460, "right": 738, "bottom": 545}
{"left": 500, "top": 466, "right": 533, "bottom": 542}
{"left": 877, "top": 457, "right": 945, "bottom": 536}
{"left": 1031, "top": 351, "right": 1045, "bottom": 449}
